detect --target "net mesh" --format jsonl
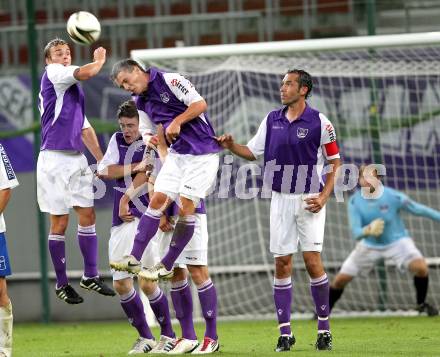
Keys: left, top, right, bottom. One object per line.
{"left": 139, "top": 45, "right": 440, "bottom": 317}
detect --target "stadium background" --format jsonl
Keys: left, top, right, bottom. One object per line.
{"left": 0, "top": 0, "right": 439, "bottom": 327}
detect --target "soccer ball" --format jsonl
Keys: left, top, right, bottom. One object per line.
{"left": 66, "top": 11, "right": 101, "bottom": 45}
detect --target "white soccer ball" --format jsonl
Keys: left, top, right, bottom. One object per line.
{"left": 66, "top": 11, "right": 101, "bottom": 45}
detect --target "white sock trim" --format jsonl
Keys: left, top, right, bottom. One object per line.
{"left": 78, "top": 224, "right": 96, "bottom": 234}
{"left": 171, "top": 279, "right": 188, "bottom": 289}
{"left": 48, "top": 234, "right": 65, "bottom": 241}
{"left": 274, "top": 277, "right": 292, "bottom": 286}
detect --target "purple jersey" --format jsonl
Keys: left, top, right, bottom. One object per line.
{"left": 134, "top": 67, "right": 220, "bottom": 155}
{"left": 38, "top": 64, "right": 88, "bottom": 152}
{"left": 100, "top": 132, "right": 149, "bottom": 227}
{"left": 247, "top": 105, "right": 340, "bottom": 194}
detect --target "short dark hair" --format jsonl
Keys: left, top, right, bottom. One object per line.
{"left": 110, "top": 59, "right": 145, "bottom": 82}
{"left": 44, "top": 38, "right": 69, "bottom": 59}
{"left": 287, "top": 69, "right": 313, "bottom": 99}
{"left": 117, "top": 100, "right": 139, "bottom": 120}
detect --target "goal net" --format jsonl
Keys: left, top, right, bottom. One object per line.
{"left": 132, "top": 33, "right": 440, "bottom": 318}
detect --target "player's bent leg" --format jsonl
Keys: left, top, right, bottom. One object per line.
{"left": 408, "top": 258, "right": 438, "bottom": 316}
{"left": 329, "top": 273, "right": 354, "bottom": 312}
{"left": 140, "top": 211, "right": 196, "bottom": 281}
{"left": 273, "top": 255, "right": 295, "bottom": 352}
{"left": 0, "top": 279, "right": 12, "bottom": 357}
{"left": 121, "top": 193, "right": 172, "bottom": 273}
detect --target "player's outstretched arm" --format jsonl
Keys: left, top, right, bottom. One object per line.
{"left": 216, "top": 134, "right": 256, "bottom": 161}
{"left": 73, "top": 47, "right": 106, "bottom": 81}
{"left": 82, "top": 126, "right": 103, "bottom": 162}
{"left": 402, "top": 198, "right": 440, "bottom": 222}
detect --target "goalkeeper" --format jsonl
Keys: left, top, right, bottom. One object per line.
{"left": 329, "top": 165, "right": 439, "bottom": 316}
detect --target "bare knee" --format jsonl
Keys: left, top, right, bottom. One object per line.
{"left": 303, "top": 252, "right": 325, "bottom": 279}
{"left": 139, "top": 279, "right": 158, "bottom": 296}
{"left": 179, "top": 196, "right": 196, "bottom": 216}
{"left": 275, "top": 256, "right": 292, "bottom": 279}
{"left": 113, "top": 278, "right": 133, "bottom": 296}
{"left": 149, "top": 192, "right": 171, "bottom": 212}
{"left": 50, "top": 214, "right": 69, "bottom": 235}
{"left": 0, "top": 279, "right": 9, "bottom": 307}
{"left": 331, "top": 273, "right": 353, "bottom": 290}
{"left": 409, "top": 258, "right": 428, "bottom": 277}
{"left": 188, "top": 265, "right": 209, "bottom": 285}
{"left": 74, "top": 207, "right": 96, "bottom": 227}
{"left": 171, "top": 267, "right": 188, "bottom": 283}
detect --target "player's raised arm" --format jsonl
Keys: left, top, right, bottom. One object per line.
{"left": 73, "top": 47, "right": 106, "bottom": 81}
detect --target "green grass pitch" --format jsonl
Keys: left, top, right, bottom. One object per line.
{"left": 14, "top": 316, "right": 440, "bottom": 356}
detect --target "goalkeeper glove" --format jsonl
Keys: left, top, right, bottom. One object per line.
{"left": 363, "top": 218, "right": 385, "bottom": 237}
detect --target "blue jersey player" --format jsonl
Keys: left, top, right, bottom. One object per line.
{"left": 329, "top": 165, "right": 439, "bottom": 316}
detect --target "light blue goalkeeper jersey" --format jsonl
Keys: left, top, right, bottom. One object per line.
{"left": 348, "top": 186, "right": 440, "bottom": 247}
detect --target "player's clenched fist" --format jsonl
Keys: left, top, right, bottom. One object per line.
{"left": 215, "top": 134, "right": 234, "bottom": 149}
{"left": 93, "top": 47, "right": 106, "bottom": 63}
{"left": 165, "top": 120, "right": 181, "bottom": 142}
{"left": 363, "top": 218, "right": 385, "bottom": 237}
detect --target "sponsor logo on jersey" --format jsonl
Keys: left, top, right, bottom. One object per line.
{"left": 325, "top": 123, "right": 336, "bottom": 142}
{"left": 160, "top": 92, "right": 170, "bottom": 103}
{"left": 297, "top": 127, "right": 308, "bottom": 139}
{"left": 0, "top": 144, "right": 15, "bottom": 180}
{"left": 185, "top": 256, "right": 197, "bottom": 260}
{"left": 170, "top": 78, "right": 189, "bottom": 95}
{"left": 272, "top": 125, "right": 284, "bottom": 129}
{"left": 184, "top": 184, "right": 194, "bottom": 191}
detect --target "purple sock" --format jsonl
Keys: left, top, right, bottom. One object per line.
{"left": 171, "top": 279, "right": 197, "bottom": 340}
{"left": 77, "top": 225, "right": 98, "bottom": 278}
{"left": 310, "top": 274, "right": 330, "bottom": 331}
{"left": 148, "top": 287, "right": 175, "bottom": 338}
{"left": 120, "top": 289, "right": 154, "bottom": 339}
{"left": 48, "top": 235, "right": 68, "bottom": 288}
{"left": 197, "top": 279, "right": 218, "bottom": 340}
{"left": 131, "top": 208, "right": 162, "bottom": 261}
{"left": 161, "top": 216, "right": 196, "bottom": 271}
{"left": 273, "top": 277, "right": 292, "bottom": 336}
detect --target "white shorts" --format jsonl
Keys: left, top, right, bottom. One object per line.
{"left": 270, "top": 191, "right": 326, "bottom": 256}
{"left": 339, "top": 238, "right": 423, "bottom": 277}
{"left": 109, "top": 218, "right": 160, "bottom": 280}
{"left": 37, "top": 150, "right": 94, "bottom": 215}
{"left": 154, "top": 151, "right": 219, "bottom": 201}
{"left": 158, "top": 214, "right": 208, "bottom": 266}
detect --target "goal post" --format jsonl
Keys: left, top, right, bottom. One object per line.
{"left": 131, "top": 32, "right": 440, "bottom": 318}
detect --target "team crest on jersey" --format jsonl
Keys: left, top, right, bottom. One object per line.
{"left": 380, "top": 204, "right": 389, "bottom": 213}
{"left": 160, "top": 92, "right": 170, "bottom": 103}
{"left": 297, "top": 127, "right": 308, "bottom": 139}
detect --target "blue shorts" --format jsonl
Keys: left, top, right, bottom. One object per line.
{"left": 0, "top": 233, "right": 11, "bottom": 277}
